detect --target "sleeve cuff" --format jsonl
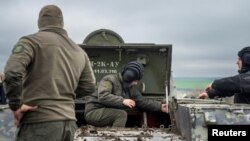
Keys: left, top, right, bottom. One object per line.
{"left": 207, "top": 88, "right": 221, "bottom": 98}
{"left": 9, "top": 104, "right": 21, "bottom": 111}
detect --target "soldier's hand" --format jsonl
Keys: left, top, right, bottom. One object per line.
{"left": 123, "top": 99, "right": 136, "bottom": 108}
{"left": 205, "top": 83, "right": 212, "bottom": 92}
{"left": 161, "top": 104, "right": 167, "bottom": 113}
{"left": 197, "top": 92, "right": 209, "bottom": 99}
{"left": 13, "top": 104, "right": 38, "bottom": 127}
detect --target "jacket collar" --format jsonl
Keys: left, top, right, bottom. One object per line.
{"left": 39, "top": 26, "right": 68, "bottom": 37}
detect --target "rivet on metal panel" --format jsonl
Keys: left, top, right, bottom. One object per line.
{"left": 160, "top": 124, "right": 165, "bottom": 129}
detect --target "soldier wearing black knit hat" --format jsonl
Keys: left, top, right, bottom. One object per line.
{"left": 198, "top": 46, "right": 250, "bottom": 104}
{"left": 121, "top": 61, "right": 144, "bottom": 90}
{"left": 85, "top": 61, "right": 167, "bottom": 127}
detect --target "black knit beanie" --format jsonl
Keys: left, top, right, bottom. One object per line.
{"left": 122, "top": 61, "right": 144, "bottom": 83}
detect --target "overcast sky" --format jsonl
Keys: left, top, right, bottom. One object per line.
{"left": 1, "top": 0, "right": 250, "bottom": 77}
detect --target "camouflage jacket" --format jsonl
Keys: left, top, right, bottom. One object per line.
{"left": 84, "top": 73, "right": 162, "bottom": 115}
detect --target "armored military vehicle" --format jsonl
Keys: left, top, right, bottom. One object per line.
{"left": 1, "top": 29, "right": 250, "bottom": 141}
{"left": 73, "top": 29, "right": 250, "bottom": 141}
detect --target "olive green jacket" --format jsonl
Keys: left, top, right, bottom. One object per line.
{"left": 84, "top": 74, "right": 161, "bottom": 115}
{"left": 4, "top": 27, "right": 96, "bottom": 123}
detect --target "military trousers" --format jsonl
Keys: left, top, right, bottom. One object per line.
{"left": 16, "top": 120, "right": 77, "bottom": 141}
{"left": 85, "top": 108, "right": 127, "bottom": 127}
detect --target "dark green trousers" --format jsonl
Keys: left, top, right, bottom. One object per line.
{"left": 85, "top": 108, "right": 127, "bottom": 127}
{"left": 16, "top": 120, "right": 77, "bottom": 141}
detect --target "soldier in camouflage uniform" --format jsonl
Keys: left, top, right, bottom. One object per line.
{"left": 198, "top": 46, "right": 250, "bottom": 104}
{"left": 3, "top": 5, "right": 96, "bottom": 141}
{"left": 84, "top": 61, "right": 167, "bottom": 127}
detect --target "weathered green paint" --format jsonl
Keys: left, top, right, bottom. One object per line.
{"left": 80, "top": 29, "right": 172, "bottom": 95}
{"left": 83, "top": 29, "right": 124, "bottom": 45}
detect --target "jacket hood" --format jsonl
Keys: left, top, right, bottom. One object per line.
{"left": 238, "top": 46, "right": 250, "bottom": 73}
{"left": 38, "top": 5, "right": 64, "bottom": 29}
